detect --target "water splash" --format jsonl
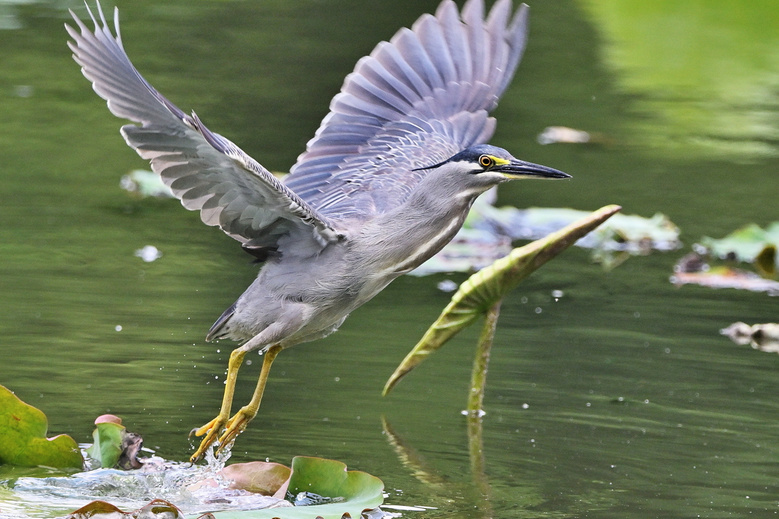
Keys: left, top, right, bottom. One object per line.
{"left": 3, "top": 448, "right": 287, "bottom": 518}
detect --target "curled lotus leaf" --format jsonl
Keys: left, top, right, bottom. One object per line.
{"left": 384, "top": 205, "right": 622, "bottom": 395}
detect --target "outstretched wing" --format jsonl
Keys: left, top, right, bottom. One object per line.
{"left": 66, "top": 3, "right": 341, "bottom": 260}
{"left": 284, "top": 0, "right": 529, "bottom": 221}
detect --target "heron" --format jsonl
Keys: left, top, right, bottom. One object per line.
{"left": 67, "top": 0, "right": 570, "bottom": 462}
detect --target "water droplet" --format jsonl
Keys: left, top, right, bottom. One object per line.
{"left": 437, "top": 279, "right": 458, "bottom": 292}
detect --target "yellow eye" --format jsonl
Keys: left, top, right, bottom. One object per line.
{"left": 479, "top": 155, "right": 494, "bottom": 168}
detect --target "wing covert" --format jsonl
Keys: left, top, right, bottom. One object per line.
{"left": 284, "top": 0, "right": 529, "bottom": 220}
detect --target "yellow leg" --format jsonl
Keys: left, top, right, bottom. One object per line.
{"left": 190, "top": 348, "right": 246, "bottom": 463}
{"left": 214, "top": 344, "right": 282, "bottom": 455}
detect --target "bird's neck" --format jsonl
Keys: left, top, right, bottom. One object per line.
{"left": 359, "top": 177, "right": 485, "bottom": 275}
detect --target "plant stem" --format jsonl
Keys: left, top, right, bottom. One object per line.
{"left": 467, "top": 301, "right": 502, "bottom": 415}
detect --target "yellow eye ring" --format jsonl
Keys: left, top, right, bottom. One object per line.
{"left": 479, "top": 155, "right": 494, "bottom": 168}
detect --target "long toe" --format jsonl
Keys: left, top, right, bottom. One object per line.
{"left": 190, "top": 416, "right": 227, "bottom": 463}
{"left": 192, "top": 416, "right": 223, "bottom": 438}
{"left": 214, "top": 407, "right": 255, "bottom": 456}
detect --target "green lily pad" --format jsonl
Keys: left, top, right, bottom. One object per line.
{"left": 384, "top": 205, "right": 622, "bottom": 394}
{"left": 287, "top": 456, "right": 383, "bottom": 506}
{"left": 0, "top": 385, "right": 82, "bottom": 468}
{"left": 699, "top": 222, "right": 779, "bottom": 276}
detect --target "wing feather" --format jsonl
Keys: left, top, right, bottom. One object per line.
{"left": 285, "top": 0, "right": 530, "bottom": 221}
{"left": 67, "top": 3, "right": 341, "bottom": 258}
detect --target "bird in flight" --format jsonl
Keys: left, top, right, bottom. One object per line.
{"left": 67, "top": 0, "right": 570, "bottom": 462}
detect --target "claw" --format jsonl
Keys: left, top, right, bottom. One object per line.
{"left": 214, "top": 407, "right": 253, "bottom": 454}
{"left": 189, "top": 416, "right": 227, "bottom": 463}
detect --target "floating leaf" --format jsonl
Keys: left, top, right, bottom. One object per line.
{"left": 284, "top": 456, "right": 384, "bottom": 517}
{"left": 671, "top": 265, "right": 779, "bottom": 296}
{"left": 413, "top": 228, "right": 513, "bottom": 276}
{"left": 415, "top": 197, "right": 670, "bottom": 276}
{"left": 384, "top": 205, "right": 621, "bottom": 395}
{"left": 221, "top": 461, "right": 291, "bottom": 495}
{"left": 493, "top": 208, "right": 680, "bottom": 253}
{"left": 721, "top": 322, "right": 779, "bottom": 353}
{"left": 698, "top": 222, "right": 779, "bottom": 277}
{"left": 0, "top": 385, "right": 82, "bottom": 468}
{"left": 65, "top": 498, "right": 185, "bottom": 519}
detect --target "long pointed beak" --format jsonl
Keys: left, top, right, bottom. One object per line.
{"left": 496, "top": 159, "right": 571, "bottom": 180}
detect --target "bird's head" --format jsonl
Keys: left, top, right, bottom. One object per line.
{"left": 420, "top": 144, "right": 571, "bottom": 191}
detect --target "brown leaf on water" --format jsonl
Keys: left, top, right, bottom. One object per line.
{"left": 220, "top": 460, "right": 292, "bottom": 495}
{"left": 66, "top": 499, "right": 184, "bottom": 518}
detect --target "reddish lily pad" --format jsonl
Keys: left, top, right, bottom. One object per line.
{"left": 221, "top": 460, "right": 291, "bottom": 495}
{"left": 65, "top": 498, "right": 186, "bottom": 519}
{"left": 0, "top": 385, "right": 82, "bottom": 468}
{"left": 671, "top": 263, "right": 779, "bottom": 296}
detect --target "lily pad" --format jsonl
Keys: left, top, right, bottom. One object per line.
{"left": 698, "top": 222, "right": 779, "bottom": 276}
{"left": 274, "top": 456, "right": 384, "bottom": 519}
{"left": 489, "top": 207, "right": 680, "bottom": 253}
{"left": 66, "top": 498, "right": 185, "bottom": 519}
{"left": 221, "top": 460, "right": 291, "bottom": 496}
{"left": 671, "top": 266, "right": 779, "bottom": 296}
{"left": 415, "top": 200, "right": 675, "bottom": 275}
{"left": 0, "top": 385, "right": 82, "bottom": 468}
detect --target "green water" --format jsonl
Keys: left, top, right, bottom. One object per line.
{"left": 1, "top": 0, "right": 777, "bottom": 517}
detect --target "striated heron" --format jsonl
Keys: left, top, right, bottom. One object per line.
{"left": 66, "top": 0, "right": 570, "bottom": 462}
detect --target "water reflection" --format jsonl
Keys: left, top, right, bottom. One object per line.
{"left": 579, "top": 0, "right": 779, "bottom": 159}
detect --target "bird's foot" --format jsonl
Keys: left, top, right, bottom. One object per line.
{"left": 189, "top": 415, "right": 227, "bottom": 463}
{"left": 189, "top": 407, "right": 256, "bottom": 463}
{"left": 215, "top": 406, "right": 255, "bottom": 451}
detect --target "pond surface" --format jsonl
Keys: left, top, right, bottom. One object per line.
{"left": 1, "top": 0, "right": 778, "bottom": 517}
